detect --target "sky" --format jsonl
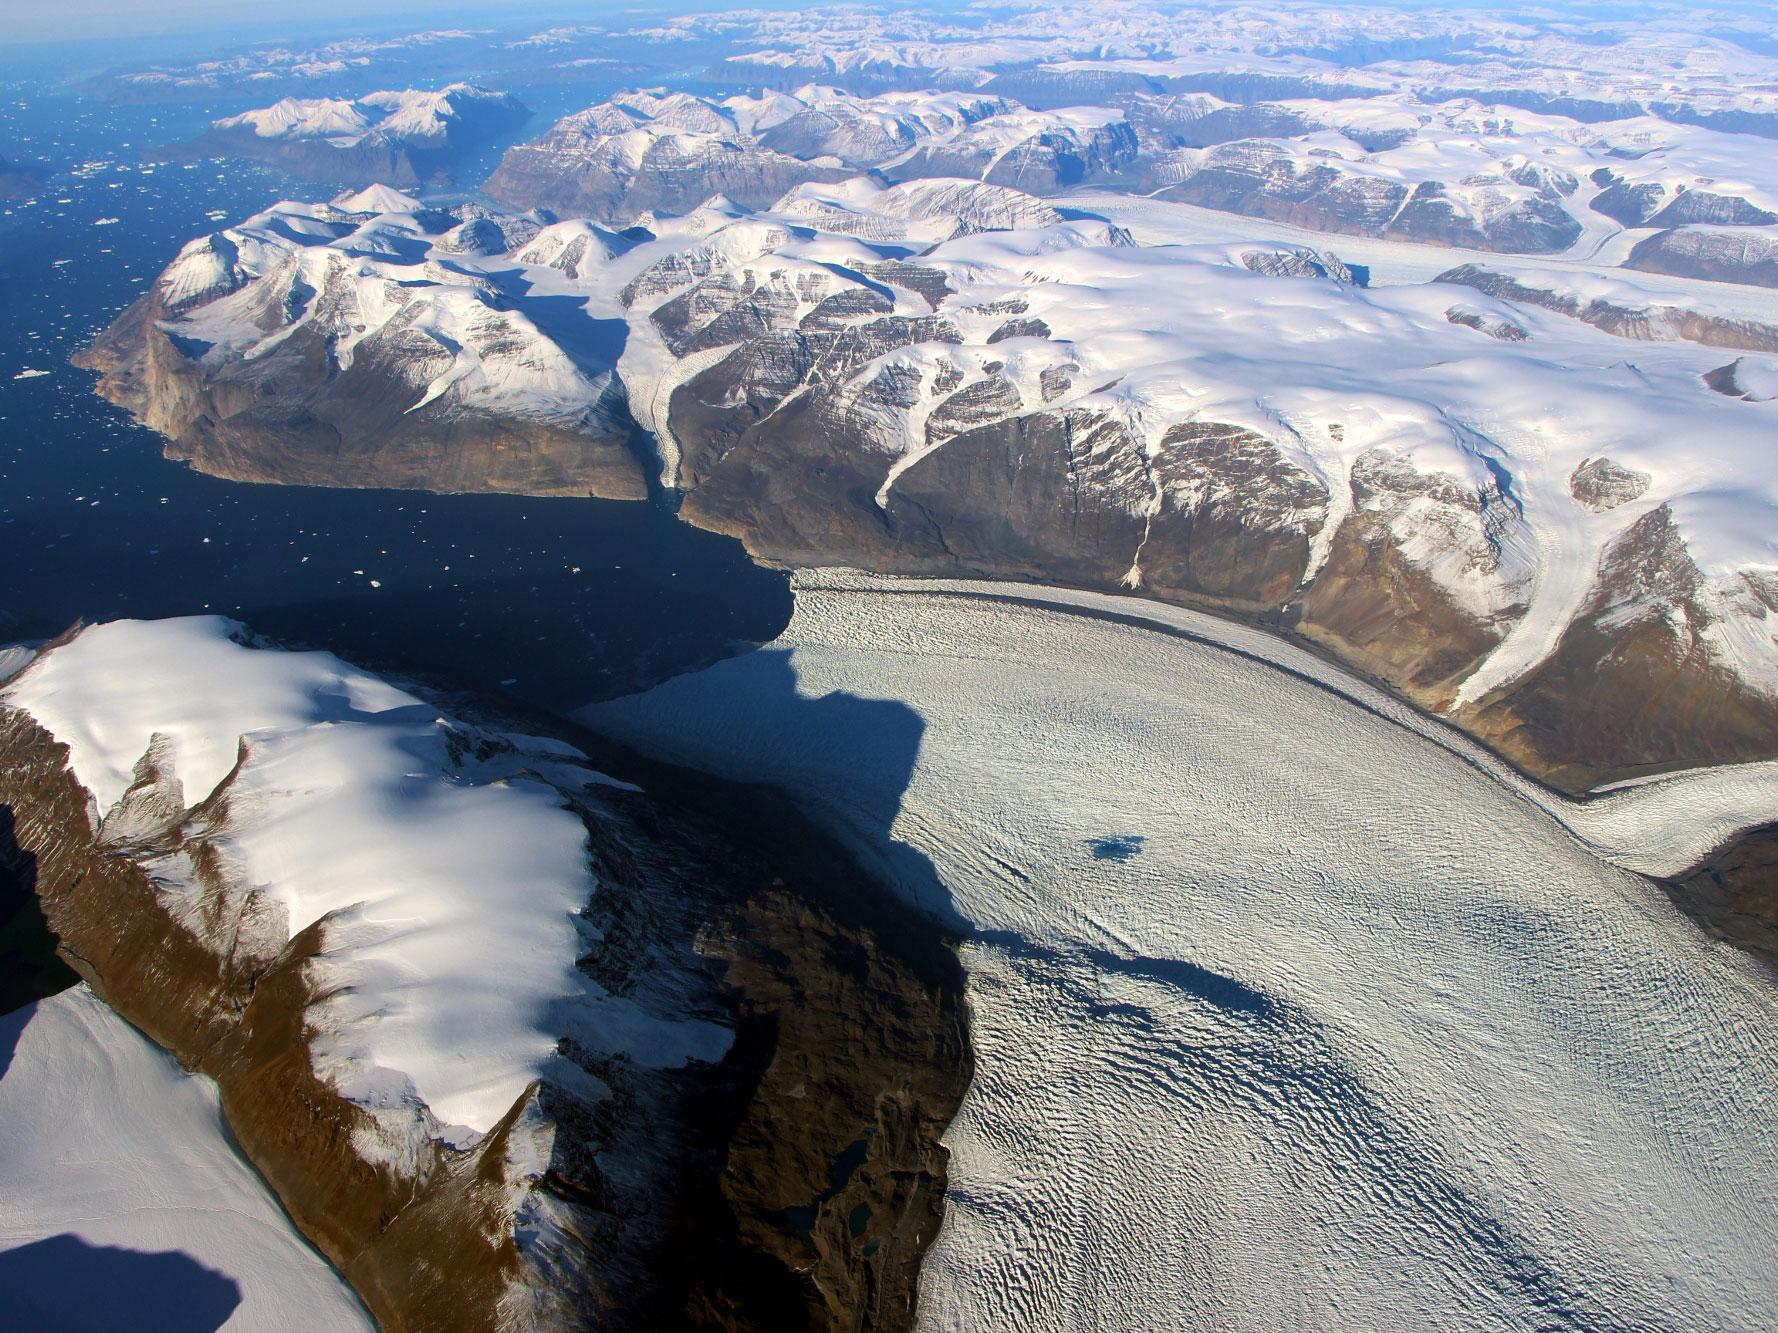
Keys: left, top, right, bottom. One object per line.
{"left": 0, "top": 0, "right": 567, "bottom": 44}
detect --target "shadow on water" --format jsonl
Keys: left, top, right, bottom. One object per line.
{"left": 587, "top": 647, "right": 968, "bottom": 935}
{"left": 0, "top": 806, "right": 77, "bottom": 1049}
{"left": 0, "top": 1234, "right": 241, "bottom": 1332}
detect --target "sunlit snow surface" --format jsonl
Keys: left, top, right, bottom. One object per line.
{"left": 0, "top": 986, "right": 372, "bottom": 1330}
{"left": 3, "top": 618, "right": 610, "bottom": 1141}
{"left": 586, "top": 572, "right": 1778, "bottom": 1331}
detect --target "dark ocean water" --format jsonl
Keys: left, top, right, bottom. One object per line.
{"left": 0, "top": 69, "right": 792, "bottom": 710}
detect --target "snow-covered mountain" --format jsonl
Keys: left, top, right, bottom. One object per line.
{"left": 613, "top": 195, "right": 1778, "bottom": 789}
{"left": 489, "top": 81, "right": 1778, "bottom": 262}
{"left": 86, "top": 184, "right": 1778, "bottom": 788}
{"left": 485, "top": 85, "right": 1020, "bottom": 221}
{"left": 702, "top": 1, "right": 1778, "bottom": 139}
{"left": 75, "top": 185, "right": 647, "bottom": 498}
{"left": 0, "top": 617, "right": 965, "bottom": 1329}
{"left": 167, "top": 84, "right": 527, "bottom": 185}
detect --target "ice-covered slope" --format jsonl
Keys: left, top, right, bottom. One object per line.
{"left": 584, "top": 572, "right": 1778, "bottom": 1333}
{"left": 0, "top": 986, "right": 374, "bottom": 1330}
{"left": 0, "top": 615, "right": 968, "bottom": 1329}
{"left": 5, "top": 616, "right": 643, "bottom": 1142}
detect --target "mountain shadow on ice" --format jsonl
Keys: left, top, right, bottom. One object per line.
{"left": 595, "top": 648, "right": 963, "bottom": 931}
{"left": 0, "top": 1233, "right": 242, "bottom": 1331}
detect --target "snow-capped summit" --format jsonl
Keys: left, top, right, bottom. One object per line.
{"left": 332, "top": 182, "right": 423, "bottom": 215}
{"left": 169, "top": 84, "right": 527, "bottom": 187}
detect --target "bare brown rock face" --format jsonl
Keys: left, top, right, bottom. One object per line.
{"left": 1456, "top": 507, "right": 1778, "bottom": 792}
{"left": 1666, "top": 825, "right": 1778, "bottom": 975}
{"left": 74, "top": 285, "right": 650, "bottom": 501}
{"left": 1296, "top": 510, "right": 1507, "bottom": 710}
{"left": 1569, "top": 457, "right": 1651, "bottom": 512}
{"left": 1435, "top": 264, "right": 1778, "bottom": 352}
{"left": 0, "top": 689, "right": 969, "bottom": 1331}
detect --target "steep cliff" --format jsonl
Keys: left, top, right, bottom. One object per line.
{"left": 0, "top": 620, "right": 968, "bottom": 1330}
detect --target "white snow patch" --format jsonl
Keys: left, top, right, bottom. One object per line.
{"left": 0, "top": 985, "right": 373, "bottom": 1329}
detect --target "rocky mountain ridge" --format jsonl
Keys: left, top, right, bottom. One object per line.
{"left": 79, "top": 185, "right": 1778, "bottom": 792}
{"left": 0, "top": 617, "right": 967, "bottom": 1330}
{"left": 162, "top": 84, "right": 528, "bottom": 186}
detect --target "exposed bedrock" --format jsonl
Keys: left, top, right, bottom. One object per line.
{"left": 1435, "top": 264, "right": 1778, "bottom": 352}
{"left": 0, "top": 690, "right": 968, "bottom": 1331}
{"left": 1454, "top": 506, "right": 1778, "bottom": 791}
{"left": 73, "top": 286, "right": 650, "bottom": 500}
{"left": 1666, "top": 823, "right": 1778, "bottom": 975}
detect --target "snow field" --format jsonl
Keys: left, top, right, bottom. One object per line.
{"left": 0, "top": 986, "right": 373, "bottom": 1330}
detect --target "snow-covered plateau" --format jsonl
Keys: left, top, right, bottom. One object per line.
{"left": 584, "top": 571, "right": 1778, "bottom": 1332}
{"left": 3, "top": 616, "right": 655, "bottom": 1144}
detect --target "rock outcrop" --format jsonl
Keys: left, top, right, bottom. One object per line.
{"left": 1436, "top": 264, "right": 1778, "bottom": 352}
{"left": 161, "top": 85, "right": 529, "bottom": 186}
{"left": 1625, "top": 228, "right": 1778, "bottom": 289}
{"left": 0, "top": 625, "right": 969, "bottom": 1331}
{"left": 1666, "top": 823, "right": 1778, "bottom": 975}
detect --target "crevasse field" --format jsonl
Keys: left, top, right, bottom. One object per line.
{"left": 585, "top": 572, "right": 1778, "bottom": 1332}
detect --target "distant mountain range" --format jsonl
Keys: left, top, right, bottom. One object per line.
{"left": 486, "top": 83, "right": 1778, "bottom": 278}
{"left": 163, "top": 84, "right": 528, "bottom": 185}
